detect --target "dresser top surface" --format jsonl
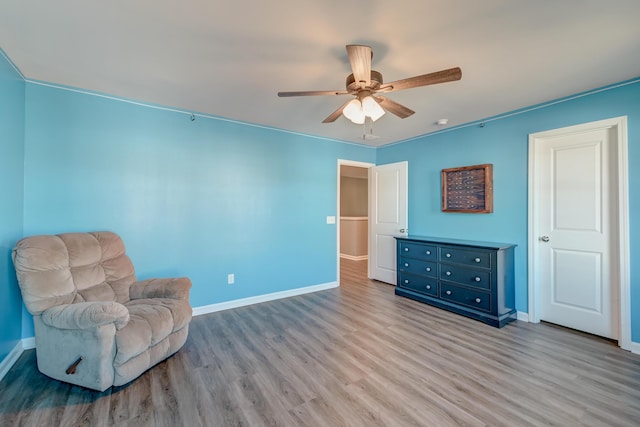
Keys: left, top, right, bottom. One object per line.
{"left": 396, "top": 235, "right": 517, "bottom": 250}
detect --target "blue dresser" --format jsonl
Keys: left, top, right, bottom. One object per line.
{"left": 395, "top": 236, "right": 517, "bottom": 328}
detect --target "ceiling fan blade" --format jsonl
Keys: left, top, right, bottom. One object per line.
{"left": 378, "top": 67, "right": 462, "bottom": 93}
{"left": 322, "top": 99, "right": 353, "bottom": 123}
{"left": 278, "top": 90, "right": 349, "bottom": 97}
{"left": 375, "top": 96, "right": 415, "bottom": 119}
{"left": 346, "top": 45, "right": 372, "bottom": 88}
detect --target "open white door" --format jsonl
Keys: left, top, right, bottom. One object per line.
{"left": 368, "top": 161, "right": 408, "bottom": 284}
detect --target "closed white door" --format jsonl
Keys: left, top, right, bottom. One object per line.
{"left": 368, "top": 161, "right": 408, "bottom": 285}
{"left": 535, "top": 127, "right": 618, "bottom": 339}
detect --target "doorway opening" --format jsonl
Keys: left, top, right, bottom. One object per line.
{"left": 337, "top": 160, "right": 373, "bottom": 285}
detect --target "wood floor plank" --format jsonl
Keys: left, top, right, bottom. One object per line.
{"left": 2, "top": 258, "right": 640, "bottom": 426}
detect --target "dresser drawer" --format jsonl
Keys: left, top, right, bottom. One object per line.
{"left": 439, "top": 265, "right": 491, "bottom": 290}
{"left": 398, "top": 274, "right": 438, "bottom": 297}
{"left": 440, "top": 283, "right": 491, "bottom": 312}
{"left": 399, "top": 242, "right": 437, "bottom": 260}
{"left": 399, "top": 258, "right": 437, "bottom": 278}
{"left": 439, "top": 247, "right": 491, "bottom": 268}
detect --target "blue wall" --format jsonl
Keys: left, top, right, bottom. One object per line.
{"left": 377, "top": 79, "right": 640, "bottom": 341}
{"left": 21, "top": 82, "right": 375, "bottom": 336}
{"left": 0, "top": 51, "right": 25, "bottom": 362}
{"left": 2, "top": 46, "right": 639, "bottom": 349}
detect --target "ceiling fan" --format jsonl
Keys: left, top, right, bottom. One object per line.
{"left": 278, "top": 45, "right": 462, "bottom": 124}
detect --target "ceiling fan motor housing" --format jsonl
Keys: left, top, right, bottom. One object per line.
{"left": 347, "top": 70, "right": 383, "bottom": 92}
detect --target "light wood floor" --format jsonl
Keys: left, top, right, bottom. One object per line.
{"left": 2, "top": 259, "right": 640, "bottom": 426}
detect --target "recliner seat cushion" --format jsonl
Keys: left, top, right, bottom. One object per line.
{"left": 114, "top": 298, "right": 191, "bottom": 366}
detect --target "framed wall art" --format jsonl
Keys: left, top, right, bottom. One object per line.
{"left": 442, "top": 164, "right": 493, "bottom": 213}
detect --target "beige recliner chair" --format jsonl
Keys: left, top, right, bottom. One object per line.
{"left": 12, "top": 231, "right": 192, "bottom": 391}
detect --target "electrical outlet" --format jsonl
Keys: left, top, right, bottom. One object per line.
{"left": 227, "top": 273, "right": 234, "bottom": 285}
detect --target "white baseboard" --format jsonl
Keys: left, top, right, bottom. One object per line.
{"left": 22, "top": 337, "right": 35, "bottom": 350}
{"left": 517, "top": 311, "right": 530, "bottom": 322}
{"left": 340, "top": 254, "right": 368, "bottom": 261}
{"left": 0, "top": 337, "right": 38, "bottom": 383}
{"left": 192, "top": 281, "right": 339, "bottom": 316}
{"left": 0, "top": 341, "right": 24, "bottom": 383}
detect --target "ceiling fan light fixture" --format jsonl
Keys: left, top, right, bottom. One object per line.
{"left": 361, "top": 96, "right": 385, "bottom": 121}
{"left": 343, "top": 99, "right": 366, "bottom": 124}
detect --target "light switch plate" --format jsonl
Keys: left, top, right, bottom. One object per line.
{"left": 326, "top": 215, "right": 336, "bottom": 224}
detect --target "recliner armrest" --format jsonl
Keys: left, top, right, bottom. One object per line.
{"left": 41, "top": 301, "right": 130, "bottom": 331}
{"left": 129, "top": 277, "right": 191, "bottom": 301}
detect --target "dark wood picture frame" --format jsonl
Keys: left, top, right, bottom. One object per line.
{"left": 442, "top": 164, "right": 493, "bottom": 213}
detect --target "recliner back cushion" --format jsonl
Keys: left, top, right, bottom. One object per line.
{"left": 93, "top": 232, "right": 136, "bottom": 302}
{"left": 13, "top": 235, "right": 77, "bottom": 315}
{"left": 13, "top": 231, "right": 137, "bottom": 315}
{"left": 59, "top": 233, "right": 114, "bottom": 303}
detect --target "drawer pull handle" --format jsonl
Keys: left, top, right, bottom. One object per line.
{"left": 426, "top": 250, "right": 431, "bottom": 255}
{"left": 404, "top": 263, "right": 409, "bottom": 267}
{"left": 404, "top": 247, "right": 409, "bottom": 252}
{"left": 404, "top": 279, "right": 409, "bottom": 284}
{"left": 445, "top": 271, "right": 452, "bottom": 276}
{"left": 475, "top": 298, "right": 482, "bottom": 303}
{"left": 426, "top": 267, "right": 431, "bottom": 272}
{"left": 474, "top": 277, "right": 481, "bottom": 282}
{"left": 445, "top": 253, "right": 452, "bottom": 258}
{"left": 426, "top": 285, "right": 431, "bottom": 290}
{"left": 475, "top": 257, "right": 481, "bottom": 263}
{"left": 445, "top": 290, "right": 452, "bottom": 295}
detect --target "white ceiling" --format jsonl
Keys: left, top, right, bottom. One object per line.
{"left": 1, "top": 1, "right": 639, "bottom": 146}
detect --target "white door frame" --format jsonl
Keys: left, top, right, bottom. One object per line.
{"left": 337, "top": 159, "right": 375, "bottom": 285}
{"left": 527, "top": 116, "right": 631, "bottom": 350}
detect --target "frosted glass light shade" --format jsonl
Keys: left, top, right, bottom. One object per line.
{"left": 343, "top": 99, "right": 365, "bottom": 124}
{"left": 361, "top": 96, "right": 385, "bottom": 121}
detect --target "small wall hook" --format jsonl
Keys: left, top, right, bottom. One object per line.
{"left": 190, "top": 114, "right": 196, "bottom": 122}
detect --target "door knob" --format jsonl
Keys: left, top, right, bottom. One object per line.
{"left": 540, "top": 236, "right": 550, "bottom": 242}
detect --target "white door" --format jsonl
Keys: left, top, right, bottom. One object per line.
{"left": 535, "top": 127, "right": 618, "bottom": 339}
{"left": 368, "top": 161, "right": 408, "bottom": 285}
